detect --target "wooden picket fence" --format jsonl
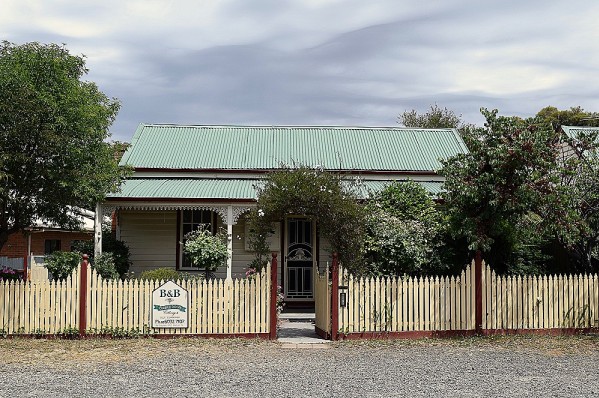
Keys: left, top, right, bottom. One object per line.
{"left": 338, "top": 263, "right": 475, "bottom": 334}
{"left": 0, "top": 268, "right": 81, "bottom": 335}
{"left": 0, "top": 263, "right": 271, "bottom": 336}
{"left": 482, "top": 264, "right": 599, "bottom": 330}
{"left": 337, "top": 261, "right": 599, "bottom": 337}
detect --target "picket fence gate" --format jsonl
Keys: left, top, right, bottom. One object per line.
{"left": 0, "top": 262, "right": 273, "bottom": 337}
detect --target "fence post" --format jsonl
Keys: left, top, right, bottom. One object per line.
{"left": 79, "top": 254, "right": 89, "bottom": 337}
{"left": 331, "top": 253, "right": 339, "bottom": 341}
{"left": 475, "top": 250, "right": 483, "bottom": 334}
{"left": 269, "top": 253, "right": 278, "bottom": 340}
{"left": 22, "top": 256, "right": 28, "bottom": 282}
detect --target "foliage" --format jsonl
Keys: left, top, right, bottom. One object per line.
{"left": 92, "top": 253, "right": 119, "bottom": 279}
{"left": 139, "top": 268, "right": 182, "bottom": 281}
{"left": 183, "top": 225, "right": 229, "bottom": 277}
{"left": 55, "top": 325, "right": 80, "bottom": 338}
{"left": 535, "top": 106, "right": 599, "bottom": 130}
{"left": 0, "top": 41, "right": 126, "bottom": 251}
{"left": 0, "top": 266, "right": 20, "bottom": 282}
{"left": 398, "top": 103, "right": 475, "bottom": 140}
{"left": 363, "top": 181, "right": 455, "bottom": 275}
{"left": 440, "top": 109, "right": 561, "bottom": 273}
{"left": 138, "top": 268, "right": 204, "bottom": 282}
{"left": 552, "top": 129, "right": 599, "bottom": 272}
{"left": 247, "top": 165, "right": 366, "bottom": 273}
{"left": 74, "top": 227, "right": 132, "bottom": 277}
{"left": 87, "top": 325, "right": 147, "bottom": 338}
{"left": 44, "top": 251, "right": 81, "bottom": 280}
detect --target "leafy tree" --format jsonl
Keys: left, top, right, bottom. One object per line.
{"left": 398, "top": 103, "right": 475, "bottom": 139}
{"left": 0, "top": 41, "right": 125, "bottom": 251}
{"left": 363, "top": 181, "right": 455, "bottom": 275}
{"left": 440, "top": 109, "right": 561, "bottom": 273}
{"left": 535, "top": 106, "right": 599, "bottom": 130}
{"left": 552, "top": 128, "right": 599, "bottom": 272}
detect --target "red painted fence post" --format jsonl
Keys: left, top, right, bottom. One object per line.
{"left": 79, "top": 254, "right": 89, "bottom": 337}
{"left": 331, "top": 252, "right": 339, "bottom": 341}
{"left": 269, "top": 253, "right": 278, "bottom": 340}
{"left": 475, "top": 250, "right": 483, "bottom": 334}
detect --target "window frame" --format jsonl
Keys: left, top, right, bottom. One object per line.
{"left": 178, "top": 209, "right": 217, "bottom": 271}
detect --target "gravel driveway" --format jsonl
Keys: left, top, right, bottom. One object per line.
{"left": 1, "top": 336, "right": 598, "bottom": 397}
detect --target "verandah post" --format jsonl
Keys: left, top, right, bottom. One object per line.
{"left": 269, "top": 253, "right": 278, "bottom": 340}
{"left": 331, "top": 252, "right": 339, "bottom": 341}
{"left": 475, "top": 250, "right": 483, "bottom": 334}
{"left": 79, "top": 254, "right": 89, "bottom": 337}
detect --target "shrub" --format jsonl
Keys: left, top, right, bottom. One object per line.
{"left": 183, "top": 225, "right": 229, "bottom": 278}
{"left": 92, "top": 252, "right": 119, "bottom": 279}
{"left": 45, "top": 251, "right": 80, "bottom": 280}
{"left": 73, "top": 227, "right": 132, "bottom": 277}
{"left": 139, "top": 268, "right": 182, "bottom": 281}
{"left": 364, "top": 181, "right": 453, "bottom": 275}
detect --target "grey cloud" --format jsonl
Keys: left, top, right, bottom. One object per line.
{"left": 4, "top": 0, "right": 599, "bottom": 142}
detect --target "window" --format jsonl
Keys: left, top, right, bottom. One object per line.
{"left": 44, "top": 239, "right": 61, "bottom": 254}
{"left": 180, "top": 210, "right": 215, "bottom": 269}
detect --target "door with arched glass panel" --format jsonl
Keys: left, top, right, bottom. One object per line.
{"left": 285, "top": 218, "right": 314, "bottom": 300}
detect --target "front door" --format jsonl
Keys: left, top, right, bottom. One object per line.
{"left": 285, "top": 218, "right": 314, "bottom": 300}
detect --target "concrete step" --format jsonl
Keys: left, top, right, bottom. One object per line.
{"left": 279, "top": 312, "right": 315, "bottom": 322}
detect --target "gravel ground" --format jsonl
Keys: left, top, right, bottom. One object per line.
{"left": 1, "top": 335, "right": 599, "bottom": 397}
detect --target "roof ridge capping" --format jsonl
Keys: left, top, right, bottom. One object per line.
{"left": 137, "top": 123, "right": 457, "bottom": 131}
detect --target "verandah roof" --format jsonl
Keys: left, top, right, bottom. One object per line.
{"left": 120, "top": 125, "right": 468, "bottom": 171}
{"left": 107, "top": 178, "right": 444, "bottom": 201}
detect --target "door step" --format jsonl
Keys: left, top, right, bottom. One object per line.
{"left": 279, "top": 312, "right": 315, "bottom": 322}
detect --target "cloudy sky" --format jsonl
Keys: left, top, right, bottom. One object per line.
{"left": 2, "top": 0, "right": 598, "bottom": 142}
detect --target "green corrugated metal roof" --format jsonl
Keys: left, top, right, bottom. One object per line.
{"left": 120, "top": 125, "right": 468, "bottom": 171}
{"left": 107, "top": 178, "right": 444, "bottom": 200}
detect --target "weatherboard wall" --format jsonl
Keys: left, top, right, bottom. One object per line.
{"left": 119, "top": 210, "right": 178, "bottom": 273}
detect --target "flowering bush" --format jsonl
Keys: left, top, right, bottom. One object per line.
{"left": 247, "top": 165, "right": 366, "bottom": 273}
{"left": 245, "top": 267, "right": 257, "bottom": 278}
{"left": 0, "top": 266, "right": 20, "bottom": 282}
{"left": 364, "top": 180, "right": 452, "bottom": 275}
{"left": 183, "top": 225, "right": 229, "bottom": 278}
{"left": 276, "top": 285, "right": 285, "bottom": 315}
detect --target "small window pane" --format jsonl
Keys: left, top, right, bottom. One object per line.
{"left": 44, "top": 239, "right": 61, "bottom": 255}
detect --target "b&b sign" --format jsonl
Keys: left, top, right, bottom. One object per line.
{"left": 152, "top": 281, "right": 188, "bottom": 329}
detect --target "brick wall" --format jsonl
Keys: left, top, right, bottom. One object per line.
{"left": 0, "top": 230, "right": 93, "bottom": 258}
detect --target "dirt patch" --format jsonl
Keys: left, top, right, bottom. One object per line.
{"left": 0, "top": 337, "right": 272, "bottom": 367}
{"left": 1, "top": 333, "right": 598, "bottom": 367}
{"left": 333, "top": 333, "right": 599, "bottom": 355}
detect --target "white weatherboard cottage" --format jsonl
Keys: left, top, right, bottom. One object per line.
{"left": 97, "top": 125, "right": 468, "bottom": 304}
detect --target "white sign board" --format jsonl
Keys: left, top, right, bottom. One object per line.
{"left": 152, "top": 281, "right": 188, "bottom": 329}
